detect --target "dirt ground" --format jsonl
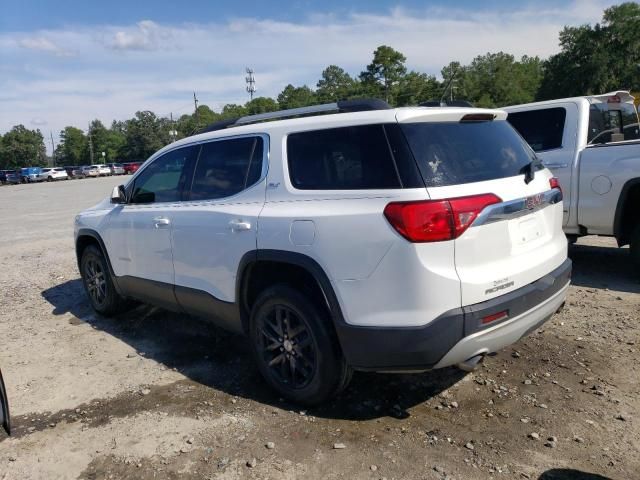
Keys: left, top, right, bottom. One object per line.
{"left": 0, "top": 177, "right": 638, "bottom": 480}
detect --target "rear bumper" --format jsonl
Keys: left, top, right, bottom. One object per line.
{"left": 336, "top": 258, "right": 571, "bottom": 371}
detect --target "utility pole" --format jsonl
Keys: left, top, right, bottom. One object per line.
{"left": 169, "top": 112, "right": 178, "bottom": 142}
{"left": 193, "top": 92, "right": 199, "bottom": 129}
{"left": 49, "top": 131, "right": 56, "bottom": 167}
{"left": 245, "top": 68, "right": 256, "bottom": 100}
{"left": 88, "top": 122, "right": 94, "bottom": 164}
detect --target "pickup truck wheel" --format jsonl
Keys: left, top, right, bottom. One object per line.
{"left": 249, "top": 285, "right": 351, "bottom": 406}
{"left": 630, "top": 225, "right": 640, "bottom": 269}
{"left": 80, "top": 245, "right": 129, "bottom": 316}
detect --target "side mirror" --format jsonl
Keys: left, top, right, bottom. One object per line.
{"left": 111, "top": 185, "right": 127, "bottom": 204}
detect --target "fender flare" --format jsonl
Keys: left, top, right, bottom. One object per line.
{"left": 613, "top": 178, "right": 640, "bottom": 245}
{"left": 75, "top": 228, "right": 123, "bottom": 295}
{"left": 236, "top": 249, "right": 347, "bottom": 330}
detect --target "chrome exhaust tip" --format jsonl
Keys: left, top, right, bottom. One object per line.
{"left": 457, "top": 354, "right": 486, "bottom": 372}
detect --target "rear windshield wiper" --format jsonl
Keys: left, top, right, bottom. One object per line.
{"left": 520, "top": 161, "right": 535, "bottom": 184}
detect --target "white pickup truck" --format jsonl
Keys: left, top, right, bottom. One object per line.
{"left": 504, "top": 91, "right": 640, "bottom": 266}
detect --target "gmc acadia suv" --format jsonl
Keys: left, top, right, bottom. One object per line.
{"left": 75, "top": 99, "right": 571, "bottom": 405}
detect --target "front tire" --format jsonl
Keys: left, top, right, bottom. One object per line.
{"left": 249, "top": 285, "right": 351, "bottom": 406}
{"left": 80, "top": 244, "right": 129, "bottom": 316}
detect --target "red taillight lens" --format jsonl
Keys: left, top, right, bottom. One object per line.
{"left": 384, "top": 193, "right": 501, "bottom": 242}
{"left": 482, "top": 310, "right": 509, "bottom": 325}
{"left": 549, "top": 177, "right": 562, "bottom": 193}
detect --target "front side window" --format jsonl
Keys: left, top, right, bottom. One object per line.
{"left": 189, "top": 136, "right": 264, "bottom": 201}
{"left": 287, "top": 125, "right": 401, "bottom": 190}
{"left": 507, "top": 108, "right": 566, "bottom": 152}
{"left": 130, "top": 146, "right": 198, "bottom": 204}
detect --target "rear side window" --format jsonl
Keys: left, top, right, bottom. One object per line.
{"left": 588, "top": 102, "right": 640, "bottom": 144}
{"left": 189, "top": 136, "right": 263, "bottom": 201}
{"left": 287, "top": 125, "right": 401, "bottom": 190}
{"left": 400, "top": 121, "right": 539, "bottom": 187}
{"left": 507, "top": 108, "right": 566, "bottom": 152}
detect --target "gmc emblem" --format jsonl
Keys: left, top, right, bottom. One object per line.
{"left": 525, "top": 194, "right": 543, "bottom": 209}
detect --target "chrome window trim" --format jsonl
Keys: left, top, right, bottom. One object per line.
{"left": 471, "top": 188, "right": 563, "bottom": 227}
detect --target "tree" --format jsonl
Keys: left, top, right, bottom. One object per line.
{"left": 396, "top": 71, "right": 440, "bottom": 106}
{"left": 316, "top": 65, "right": 356, "bottom": 102}
{"left": 245, "top": 97, "right": 278, "bottom": 115}
{"left": 219, "top": 104, "right": 247, "bottom": 120}
{"left": 360, "top": 45, "right": 407, "bottom": 103}
{"left": 0, "top": 125, "right": 47, "bottom": 168}
{"left": 537, "top": 2, "right": 640, "bottom": 100}
{"left": 57, "top": 126, "right": 88, "bottom": 165}
{"left": 461, "top": 53, "right": 543, "bottom": 107}
{"left": 277, "top": 85, "right": 317, "bottom": 110}
{"left": 121, "top": 111, "right": 171, "bottom": 161}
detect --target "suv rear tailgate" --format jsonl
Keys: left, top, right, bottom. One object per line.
{"left": 399, "top": 115, "right": 568, "bottom": 306}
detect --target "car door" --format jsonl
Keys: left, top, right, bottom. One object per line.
{"left": 104, "top": 145, "right": 199, "bottom": 310}
{"left": 170, "top": 134, "right": 267, "bottom": 332}
{"left": 507, "top": 103, "right": 577, "bottom": 226}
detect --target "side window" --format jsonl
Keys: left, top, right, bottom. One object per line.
{"left": 588, "top": 103, "right": 640, "bottom": 144}
{"left": 130, "top": 146, "right": 198, "bottom": 204}
{"left": 189, "top": 136, "right": 264, "bottom": 201}
{"left": 287, "top": 124, "right": 401, "bottom": 190}
{"left": 507, "top": 108, "right": 566, "bottom": 152}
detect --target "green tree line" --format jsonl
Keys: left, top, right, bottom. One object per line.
{"left": 1, "top": 2, "right": 638, "bottom": 169}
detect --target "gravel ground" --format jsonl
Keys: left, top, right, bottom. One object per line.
{"left": 0, "top": 177, "right": 638, "bottom": 480}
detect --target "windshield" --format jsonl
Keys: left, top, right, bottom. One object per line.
{"left": 400, "top": 120, "right": 541, "bottom": 187}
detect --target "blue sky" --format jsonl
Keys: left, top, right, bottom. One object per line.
{"left": 0, "top": 0, "right": 619, "bottom": 153}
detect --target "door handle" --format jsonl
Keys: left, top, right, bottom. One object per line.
{"left": 229, "top": 219, "right": 251, "bottom": 231}
{"left": 153, "top": 217, "right": 170, "bottom": 228}
{"left": 543, "top": 163, "right": 568, "bottom": 169}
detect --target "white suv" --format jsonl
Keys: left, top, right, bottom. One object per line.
{"left": 39, "top": 167, "right": 69, "bottom": 181}
{"left": 75, "top": 100, "right": 571, "bottom": 405}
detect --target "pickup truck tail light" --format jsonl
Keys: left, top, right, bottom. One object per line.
{"left": 384, "top": 194, "right": 502, "bottom": 242}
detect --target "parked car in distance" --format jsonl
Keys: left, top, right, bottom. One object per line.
{"left": 76, "top": 99, "right": 571, "bottom": 405}
{"left": 5, "top": 171, "right": 21, "bottom": 184}
{"left": 123, "top": 162, "right": 142, "bottom": 174}
{"left": 107, "top": 163, "right": 125, "bottom": 175}
{"left": 73, "top": 166, "right": 87, "bottom": 178}
{"left": 20, "top": 167, "right": 42, "bottom": 183}
{"left": 39, "top": 167, "right": 69, "bottom": 181}
{"left": 505, "top": 90, "right": 640, "bottom": 266}
{"left": 64, "top": 165, "right": 79, "bottom": 177}
{"left": 95, "top": 164, "right": 112, "bottom": 176}
{"left": 0, "top": 170, "right": 7, "bottom": 184}
{"left": 80, "top": 165, "right": 100, "bottom": 178}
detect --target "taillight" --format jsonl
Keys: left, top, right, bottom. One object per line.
{"left": 549, "top": 177, "right": 562, "bottom": 194}
{"left": 384, "top": 193, "right": 501, "bottom": 242}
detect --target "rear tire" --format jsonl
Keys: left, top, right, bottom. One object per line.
{"left": 249, "top": 285, "right": 352, "bottom": 406}
{"left": 80, "top": 244, "right": 129, "bottom": 316}
{"left": 630, "top": 224, "right": 640, "bottom": 269}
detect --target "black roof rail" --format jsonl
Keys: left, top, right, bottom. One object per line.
{"left": 195, "top": 98, "right": 391, "bottom": 135}
{"left": 419, "top": 99, "right": 475, "bottom": 108}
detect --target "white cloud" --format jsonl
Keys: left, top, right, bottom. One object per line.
{"left": 108, "top": 20, "right": 170, "bottom": 51}
{"left": 0, "top": 0, "right": 617, "bottom": 154}
{"left": 17, "top": 37, "right": 73, "bottom": 56}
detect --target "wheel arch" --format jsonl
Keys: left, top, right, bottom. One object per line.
{"left": 613, "top": 178, "right": 640, "bottom": 246}
{"left": 75, "top": 228, "right": 122, "bottom": 294}
{"left": 236, "top": 250, "right": 346, "bottom": 335}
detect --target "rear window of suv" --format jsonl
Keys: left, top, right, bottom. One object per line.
{"left": 287, "top": 125, "right": 401, "bottom": 190}
{"left": 400, "top": 120, "right": 540, "bottom": 187}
